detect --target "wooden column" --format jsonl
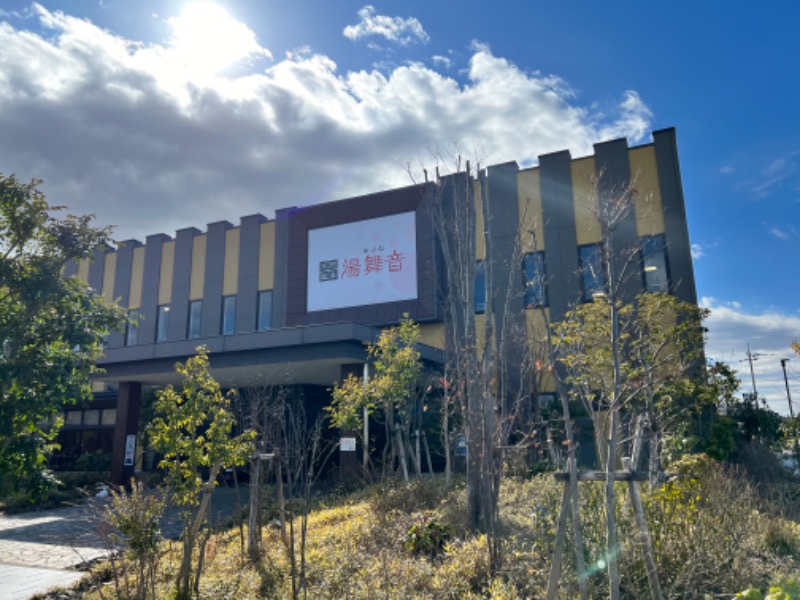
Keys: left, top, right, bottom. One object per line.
{"left": 111, "top": 382, "right": 143, "bottom": 485}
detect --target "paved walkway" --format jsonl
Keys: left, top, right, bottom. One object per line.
{"left": 0, "top": 485, "right": 247, "bottom": 600}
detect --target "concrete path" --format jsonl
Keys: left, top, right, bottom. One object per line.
{"left": 0, "top": 485, "right": 248, "bottom": 600}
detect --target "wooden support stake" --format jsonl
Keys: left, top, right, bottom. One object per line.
{"left": 623, "top": 456, "right": 663, "bottom": 600}
{"left": 546, "top": 480, "right": 572, "bottom": 600}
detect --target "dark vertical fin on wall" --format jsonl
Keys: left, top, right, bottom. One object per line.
{"left": 201, "top": 221, "right": 232, "bottom": 338}
{"left": 539, "top": 150, "right": 578, "bottom": 321}
{"left": 87, "top": 247, "right": 107, "bottom": 292}
{"left": 237, "top": 214, "right": 266, "bottom": 333}
{"left": 107, "top": 239, "right": 142, "bottom": 348}
{"left": 168, "top": 227, "right": 199, "bottom": 341}
{"left": 138, "top": 234, "right": 170, "bottom": 345}
{"left": 63, "top": 259, "right": 78, "bottom": 278}
{"left": 485, "top": 161, "right": 526, "bottom": 407}
{"left": 272, "top": 207, "right": 293, "bottom": 329}
{"left": 594, "top": 137, "right": 640, "bottom": 303}
{"left": 653, "top": 128, "right": 698, "bottom": 305}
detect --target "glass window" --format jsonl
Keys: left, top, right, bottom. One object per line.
{"left": 537, "top": 393, "right": 557, "bottom": 408}
{"left": 475, "top": 261, "right": 486, "bottom": 314}
{"left": 156, "top": 305, "right": 170, "bottom": 342}
{"left": 188, "top": 300, "right": 202, "bottom": 339}
{"left": 579, "top": 244, "right": 606, "bottom": 302}
{"left": 642, "top": 235, "right": 669, "bottom": 292}
{"left": 523, "top": 252, "right": 547, "bottom": 308}
{"left": 222, "top": 296, "right": 236, "bottom": 335}
{"left": 65, "top": 410, "right": 82, "bottom": 426}
{"left": 83, "top": 409, "right": 100, "bottom": 426}
{"left": 258, "top": 291, "right": 272, "bottom": 331}
{"left": 125, "top": 309, "right": 139, "bottom": 346}
{"left": 101, "top": 408, "right": 117, "bottom": 426}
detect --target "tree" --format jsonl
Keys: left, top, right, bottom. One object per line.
{"left": 328, "top": 315, "right": 424, "bottom": 481}
{"left": 554, "top": 292, "right": 708, "bottom": 474}
{"left": 148, "top": 346, "right": 255, "bottom": 599}
{"left": 0, "top": 173, "right": 127, "bottom": 496}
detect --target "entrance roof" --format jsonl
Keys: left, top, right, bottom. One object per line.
{"left": 93, "top": 321, "right": 443, "bottom": 388}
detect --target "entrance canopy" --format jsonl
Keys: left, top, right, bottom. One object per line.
{"left": 93, "top": 321, "right": 444, "bottom": 389}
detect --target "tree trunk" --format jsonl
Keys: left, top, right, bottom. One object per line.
{"left": 248, "top": 455, "right": 261, "bottom": 561}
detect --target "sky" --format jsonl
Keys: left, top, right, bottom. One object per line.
{"left": 0, "top": 1, "right": 798, "bottom": 413}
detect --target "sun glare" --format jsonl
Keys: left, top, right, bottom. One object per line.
{"left": 169, "top": 2, "right": 269, "bottom": 75}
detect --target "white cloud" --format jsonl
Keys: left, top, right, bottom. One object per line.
{"left": 701, "top": 297, "right": 800, "bottom": 415}
{"left": 0, "top": 6, "right": 652, "bottom": 242}
{"left": 768, "top": 224, "right": 796, "bottom": 240}
{"left": 737, "top": 150, "right": 800, "bottom": 200}
{"left": 719, "top": 165, "right": 734, "bottom": 174}
{"left": 691, "top": 243, "right": 705, "bottom": 259}
{"left": 431, "top": 55, "right": 451, "bottom": 69}
{"left": 343, "top": 5, "right": 429, "bottom": 45}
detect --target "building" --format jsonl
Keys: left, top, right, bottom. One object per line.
{"left": 57, "top": 128, "right": 696, "bottom": 483}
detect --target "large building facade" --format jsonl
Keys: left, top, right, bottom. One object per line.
{"left": 59, "top": 128, "right": 696, "bottom": 483}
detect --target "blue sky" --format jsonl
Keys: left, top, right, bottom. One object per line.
{"left": 1, "top": 1, "right": 798, "bottom": 412}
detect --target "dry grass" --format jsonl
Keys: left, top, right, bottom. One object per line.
{"left": 76, "top": 457, "right": 800, "bottom": 599}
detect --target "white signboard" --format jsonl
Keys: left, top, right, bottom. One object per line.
{"left": 339, "top": 437, "right": 357, "bottom": 452}
{"left": 307, "top": 212, "right": 417, "bottom": 312}
{"left": 124, "top": 434, "right": 136, "bottom": 466}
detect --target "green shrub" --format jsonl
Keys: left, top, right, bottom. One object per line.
{"left": 404, "top": 514, "right": 451, "bottom": 557}
{"left": 74, "top": 450, "right": 112, "bottom": 472}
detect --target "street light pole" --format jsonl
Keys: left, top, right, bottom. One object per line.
{"left": 780, "top": 359, "right": 794, "bottom": 419}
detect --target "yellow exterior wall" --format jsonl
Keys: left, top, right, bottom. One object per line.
{"left": 223, "top": 228, "right": 240, "bottom": 296}
{"left": 572, "top": 157, "right": 601, "bottom": 245}
{"left": 517, "top": 168, "right": 544, "bottom": 253}
{"left": 128, "top": 246, "right": 145, "bottom": 309}
{"left": 101, "top": 252, "right": 117, "bottom": 303}
{"left": 524, "top": 309, "right": 556, "bottom": 393}
{"left": 629, "top": 145, "right": 666, "bottom": 236}
{"left": 418, "top": 322, "right": 445, "bottom": 350}
{"left": 189, "top": 235, "right": 206, "bottom": 301}
{"left": 76, "top": 258, "right": 90, "bottom": 283}
{"left": 475, "top": 185, "right": 486, "bottom": 261}
{"left": 158, "top": 241, "right": 175, "bottom": 305}
{"left": 258, "top": 221, "right": 275, "bottom": 291}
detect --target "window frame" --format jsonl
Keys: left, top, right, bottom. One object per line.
{"left": 641, "top": 234, "right": 670, "bottom": 293}
{"left": 156, "top": 305, "right": 170, "bottom": 342}
{"left": 474, "top": 260, "right": 486, "bottom": 314}
{"left": 187, "top": 300, "right": 202, "bottom": 339}
{"left": 522, "top": 251, "right": 548, "bottom": 308}
{"left": 578, "top": 243, "right": 607, "bottom": 302}
{"left": 221, "top": 295, "right": 236, "bottom": 336}
{"left": 125, "top": 309, "right": 139, "bottom": 346}
{"left": 257, "top": 290, "right": 273, "bottom": 331}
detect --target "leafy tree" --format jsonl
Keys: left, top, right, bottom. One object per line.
{"left": 148, "top": 346, "right": 255, "bottom": 599}
{"left": 0, "top": 174, "right": 126, "bottom": 496}
{"left": 329, "top": 315, "right": 423, "bottom": 480}
{"left": 553, "top": 292, "right": 707, "bottom": 473}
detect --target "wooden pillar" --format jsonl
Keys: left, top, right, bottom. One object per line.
{"left": 111, "top": 381, "right": 143, "bottom": 485}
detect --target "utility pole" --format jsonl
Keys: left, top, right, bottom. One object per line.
{"left": 780, "top": 358, "right": 794, "bottom": 419}
{"left": 747, "top": 344, "right": 759, "bottom": 402}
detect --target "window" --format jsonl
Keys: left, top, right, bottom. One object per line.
{"left": 474, "top": 261, "right": 486, "bottom": 314}
{"left": 642, "top": 235, "right": 669, "bottom": 292}
{"left": 101, "top": 408, "right": 117, "bottom": 426}
{"left": 537, "top": 393, "right": 557, "bottom": 408}
{"left": 579, "top": 244, "right": 606, "bottom": 302}
{"left": 125, "top": 309, "right": 139, "bottom": 346}
{"left": 83, "top": 409, "right": 100, "bottom": 426}
{"left": 222, "top": 296, "right": 236, "bottom": 335}
{"left": 188, "top": 300, "right": 202, "bottom": 339}
{"left": 156, "top": 305, "right": 170, "bottom": 342}
{"left": 258, "top": 291, "right": 272, "bottom": 331}
{"left": 523, "top": 252, "right": 547, "bottom": 308}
